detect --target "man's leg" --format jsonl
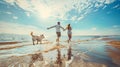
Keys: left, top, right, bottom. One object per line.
{"left": 56, "top": 32, "right": 59, "bottom": 42}
{"left": 56, "top": 37, "right": 59, "bottom": 42}
{"left": 56, "top": 32, "right": 61, "bottom": 42}
{"left": 58, "top": 32, "right": 61, "bottom": 42}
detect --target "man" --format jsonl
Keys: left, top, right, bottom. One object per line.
{"left": 47, "top": 22, "right": 64, "bottom": 42}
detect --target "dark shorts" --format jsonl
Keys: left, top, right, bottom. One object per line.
{"left": 56, "top": 32, "right": 61, "bottom": 37}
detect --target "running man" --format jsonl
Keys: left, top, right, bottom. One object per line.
{"left": 47, "top": 22, "right": 64, "bottom": 42}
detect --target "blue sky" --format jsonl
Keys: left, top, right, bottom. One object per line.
{"left": 0, "top": 0, "right": 120, "bottom": 36}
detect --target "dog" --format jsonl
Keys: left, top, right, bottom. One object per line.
{"left": 30, "top": 32, "right": 45, "bottom": 45}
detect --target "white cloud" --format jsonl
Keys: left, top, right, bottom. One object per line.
{"left": 0, "top": 21, "right": 45, "bottom": 35}
{"left": 77, "top": 16, "right": 84, "bottom": 21}
{"left": 4, "top": 0, "right": 116, "bottom": 22}
{"left": 71, "top": 16, "right": 77, "bottom": 21}
{"left": 73, "top": 27, "right": 120, "bottom": 35}
{"left": 0, "top": 21, "right": 59, "bottom": 37}
{"left": 93, "top": 9, "right": 99, "bottom": 12}
{"left": 92, "top": 27, "right": 97, "bottom": 31}
{"left": 95, "top": 2, "right": 104, "bottom": 8}
{"left": 113, "top": 4, "right": 119, "bottom": 9}
{"left": 96, "top": 0, "right": 105, "bottom": 3}
{"left": 6, "top": 11, "right": 12, "bottom": 14}
{"left": 13, "top": 16, "right": 18, "bottom": 19}
{"left": 113, "top": 25, "right": 120, "bottom": 28}
{"left": 0, "top": 0, "right": 6, "bottom": 4}
{"left": 105, "top": 0, "right": 115, "bottom": 4}
{"left": 0, "top": 21, "right": 119, "bottom": 36}
{"left": 113, "top": 25, "right": 118, "bottom": 28}
{"left": 102, "top": 5, "right": 107, "bottom": 9}
{"left": 25, "top": 12, "right": 30, "bottom": 17}
{"left": 4, "top": 0, "right": 15, "bottom": 5}
{"left": 73, "top": 29, "right": 100, "bottom": 35}
{"left": 107, "top": 11, "right": 111, "bottom": 14}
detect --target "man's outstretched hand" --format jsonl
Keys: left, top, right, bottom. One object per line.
{"left": 47, "top": 28, "right": 49, "bottom": 30}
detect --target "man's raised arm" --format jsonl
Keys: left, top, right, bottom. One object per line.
{"left": 47, "top": 25, "right": 56, "bottom": 30}
{"left": 60, "top": 26, "right": 65, "bottom": 31}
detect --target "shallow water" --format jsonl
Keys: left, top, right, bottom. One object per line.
{"left": 72, "top": 40, "right": 118, "bottom": 67}
{"left": 0, "top": 35, "right": 120, "bottom": 67}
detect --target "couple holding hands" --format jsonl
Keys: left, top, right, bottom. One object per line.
{"left": 47, "top": 22, "right": 72, "bottom": 43}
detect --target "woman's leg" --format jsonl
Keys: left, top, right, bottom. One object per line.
{"left": 67, "top": 34, "right": 70, "bottom": 43}
{"left": 68, "top": 34, "right": 72, "bottom": 41}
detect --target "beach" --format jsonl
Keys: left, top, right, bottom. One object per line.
{"left": 108, "top": 41, "right": 120, "bottom": 49}
{"left": 0, "top": 0, "right": 120, "bottom": 66}
{"left": 0, "top": 36, "right": 120, "bottom": 67}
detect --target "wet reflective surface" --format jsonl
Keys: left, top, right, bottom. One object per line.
{"left": 0, "top": 36, "right": 120, "bottom": 67}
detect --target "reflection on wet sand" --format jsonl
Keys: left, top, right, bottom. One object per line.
{"left": 56, "top": 48, "right": 62, "bottom": 67}
{"left": 108, "top": 41, "right": 120, "bottom": 49}
{"left": 29, "top": 53, "right": 43, "bottom": 67}
{"left": 0, "top": 41, "right": 110, "bottom": 67}
{"left": 107, "top": 48, "right": 120, "bottom": 66}
{"left": 107, "top": 40, "right": 120, "bottom": 66}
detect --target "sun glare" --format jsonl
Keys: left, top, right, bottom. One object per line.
{"left": 38, "top": 7, "right": 52, "bottom": 19}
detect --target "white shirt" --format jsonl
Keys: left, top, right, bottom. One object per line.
{"left": 48, "top": 25, "right": 64, "bottom": 32}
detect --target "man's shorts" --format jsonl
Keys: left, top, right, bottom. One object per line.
{"left": 56, "top": 32, "right": 61, "bottom": 37}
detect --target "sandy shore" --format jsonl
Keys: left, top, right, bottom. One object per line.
{"left": 107, "top": 40, "right": 120, "bottom": 49}
{"left": 0, "top": 43, "right": 107, "bottom": 67}
{"left": 0, "top": 41, "right": 22, "bottom": 50}
{"left": 0, "top": 39, "right": 120, "bottom": 67}
{"left": 101, "top": 38, "right": 113, "bottom": 41}
{"left": 107, "top": 48, "right": 120, "bottom": 66}
{"left": 0, "top": 41, "right": 52, "bottom": 50}
{"left": 0, "top": 41, "right": 21, "bottom": 45}
{"left": 0, "top": 45, "right": 23, "bottom": 50}
{"left": 0, "top": 51, "right": 107, "bottom": 67}
{"left": 107, "top": 40, "right": 120, "bottom": 66}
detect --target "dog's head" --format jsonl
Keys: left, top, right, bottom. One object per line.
{"left": 30, "top": 32, "right": 33, "bottom": 36}
{"left": 40, "top": 34, "right": 45, "bottom": 39}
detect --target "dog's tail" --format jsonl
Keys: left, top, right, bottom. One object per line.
{"left": 30, "top": 32, "right": 34, "bottom": 36}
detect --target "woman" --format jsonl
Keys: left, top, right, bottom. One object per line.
{"left": 65, "top": 24, "right": 72, "bottom": 43}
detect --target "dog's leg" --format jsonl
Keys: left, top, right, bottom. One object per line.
{"left": 37, "top": 40, "right": 38, "bottom": 44}
{"left": 40, "top": 40, "right": 42, "bottom": 44}
{"left": 33, "top": 41, "right": 35, "bottom": 45}
{"left": 32, "top": 39, "right": 35, "bottom": 45}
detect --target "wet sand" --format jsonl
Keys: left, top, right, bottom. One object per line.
{"left": 107, "top": 48, "right": 120, "bottom": 66}
{"left": 101, "top": 38, "right": 113, "bottom": 41}
{"left": 0, "top": 39, "right": 120, "bottom": 67}
{"left": 0, "top": 42, "right": 22, "bottom": 50}
{"left": 0, "top": 41, "right": 20, "bottom": 45}
{"left": 107, "top": 40, "right": 120, "bottom": 66}
{"left": 0, "top": 42, "right": 107, "bottom": 67}
{"left": 0, "top": 45, "right": 23, "bottom": 50}
{"left": 107, "top": 40, "right": 120, "bottom": 49}
{"left": 0, "top": 41, "right": 52, "bottom": 50}
{"left": 0, "top": 48, "right": 107, "bottom": 67}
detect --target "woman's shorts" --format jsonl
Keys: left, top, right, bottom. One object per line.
{"left": 68, "top": 31, "right": 72, "bottom": 35}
